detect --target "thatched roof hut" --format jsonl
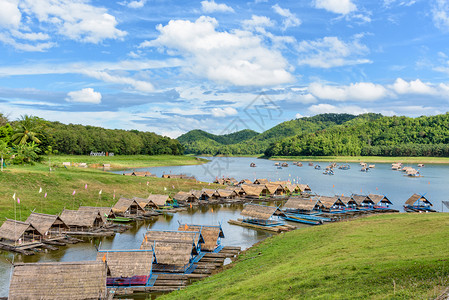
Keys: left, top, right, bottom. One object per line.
{"left": 60, "top": 209, "right": 104, "bottom": 230}
{"left": 78, "top": 206, "right": 116, "bottom": 223}
{"left": 239, "top": 179, "right": 253, "bottom": 185}
{"left": 141, "top": 239, "right": 194, "bottom": 271}
{"left": 202, "top": 188, "right": 220, "bottom": 199}
{"left": 283, "top": 196, "right": 323, "bottom": 211}
{"left": 319, "top": 196, "right": 345, "bottom": 209}
{"left": 112, "top": 197, "right": 145, "bottom": 215}
{"left": 148, "top": 194, "right": 170, "bottom": 207}
{"left": 142, "top": 230, "right": 203, "bottom": 254}
{"left": 178, "top": 224, "right": 224, "bottom": 252}
{"left": 191, "top": 190, "right": 207, "bottom": 200}
{"left": 97, "top": 249, "right": 154, "bottom": 278}
{"left": 225, "top": 185, "right": 245, "bottom": 196}
{"left": 0, "top": 219, "right": 43, "bottom": 244}
{"left": 296, "top": 184, "right": 312, "bottom": 192}
{"left": 173, "top": 191, "right": 198, "bottom": 202}
{"left": 240, "top": 184, "right": 267, "bottom": 197}
{"left": 265, "top": 183, "right": 285, "bottom": 195}
{"left": 216, "top": 189, "right": 237, "bottom": 199}
{"left": 351, "top": 194, "right": 375, "bottom": 206}
{"left": 405, "top": 193, "right": 432, "bottom": 206}
{"left": 133, "top": 197, "right": 157, "bottom": 210}
{"left": 368, "top": 194, "right": 393, "bottom": 206}
{"left": 9, "top": 261, "right": 107, "bottom": 299}
{"left": 338, "top": 196, "right": 358, "bottom": 207}
{"left": 25, "top": 212, "right": 69, "bottom": 238}
{"left": 253, "top": 178, "right": 269, "bottom": 185}
{"left": 283, "top": 184, "right": 301, "bottom": 194}
{"left": 241, "top": 204, "right": 285, "bottom": 220}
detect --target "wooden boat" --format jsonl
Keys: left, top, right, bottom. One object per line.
{"left": 297, "top": 163, "right": 303, "bottom": 167}
{"left": 323, "top": 169, "right": 334, "bottom": 175}
{"left": 361, "top": 167, "right": 369, "bottom": 172}
{"left": 107, "top": 216, "right": 132, "bottom": 222}
{"left": 282, "top": 214, "right": 322, "bottom": 225}
{"left": 418, "top": 163, "right": 424, "bottom": 167}
{"left": 250, "top": 163, "right": 256, "bottom": 167}
{"left": 339, "top": 164, "right": 350, "bottom": 170}
{"left": 314, "top": 165, "right": 321, "bottom": 170}
{"left": 281, "top": 163, "right": 289, "bottom": 167}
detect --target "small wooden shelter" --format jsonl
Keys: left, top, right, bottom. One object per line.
{"left": 265, "top": 183, "right": 285, "bottom": 196}
{"left": 240, "top": 184, "right": 269, "bottom": 198}
{"left": 141, "top": 239, "right": 195, "bottom": 272}
{"left": 225, "top": 185, "right": 245, "bottom": 196}
{"left": 202, "top": 188, "right": 220, "bottom": 200}
{"left": 239, "top": 179, "right": 253, "bottom": 185}
{"left": 405, "top": 193, "right": 432, "bottom": 207}
{"left": 296, "top": 184, "right": 312, "bottom": 193}
{"left": 253, "top": 178, "right": 269, "bottom": 185}
{"left": 78, "top": 206, "right": 116, "bottom": 223}
{"left": 191, "top": 190, "right": 207, "bottom": 201}
{"left": 60, "top": 209, "right": 104, "bottom": 231}
{"left": 9, "top": 261, "right": 107, "bottom": 299}
{"left": 178, "top": 224, "right": 224, "bottom": 252}
{"left": 0, "top": 219, "right": 43, "bottom": 245}
{"left": 283, "top": 196, "right": 323, "bottom": 212}
{"left": 351, "top": 194, "right": 375, "bottom": 207}
{"left": 97, "top": 249, "right": 155, "bottom": 286}
{"left": 216, "top": 189, "right": 238, "bottom": 199}
{"left": 283, "top": 184, "right": 301, "bottom": 195}
{"left": 338, "top": 196, "right": 358, "bottom": 208}
{"left": 368, "top": 194, "right": 393, "bottom": 206}
{"left": 25, "top": 212, "right": 69, "bottom": 239}
{"left": 173, "top": 191, "right": 198, "bottom": 203}
{"left": 133, "top": 197, "right": 158, "bottom": 211}
{"left": 240, "top": 204, "right": 285, "bottom": 226}
{"left": 319, "top": 196, "right": 345, "bottom": 210}
{"left": 148, "top": 194, "right": 170, "bottom": 208}
{"left": 141, "top": 230, "right": 203, "bottom": 255}
{"left": 112, "top": 197, "right": 145, "bottom": 216}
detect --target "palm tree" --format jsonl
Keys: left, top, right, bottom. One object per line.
{"left": 11, "top": 115, "right": 44, "bottom": 145}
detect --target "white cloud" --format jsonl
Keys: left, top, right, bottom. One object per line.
{"left": 242, "top": 15, "right": 274, "bottom": 31}
{"left": 389, "top": 78, "right": 449, "bottom": 96}
{"left": 211, "top": 107, "right": 238, "bottom": 117}
{"left": 0, "top": 0, "right": 21, "bottom": 28}
{"left": 308, "top": 103, "right": 368, "bottom": 115}
{"left": 291, "top": 93, "right": 317, "bottom": 104}
{"left": 314, "top": 0, "right": 357, "bottom": 15}
{"left": 432, "top": 0, "right": 449, "bottom": 31}
{"left": 272, "top": 4, "right": 301, "bottom": 30}
{"left": 201, "top": 0, "right": 234, "bottom": 13}
{"left": 82, "top": 70, "right": 154, "bottom": 93}
{"left": 66, "top": 88, "right": 102, "bottom": 104}
{"left": 309, "top": 82, "right": 388, "bottom": 101}
{"left": 297, "top": 36, "right": 371, "bottom": 68}
{"left": 295, "top": 113, "right": 303, "bottom": 119}
{"left": 19, "top": 0, "right": 127, "bottom": 43}
{"left": 142, "top": 16, "right": 293, "bottom": 86}
{"left": 0, "top": 32, "right": 55, "bottom": 51}
{"left": 126, "top": 0, "right": 146, "bottom": 9}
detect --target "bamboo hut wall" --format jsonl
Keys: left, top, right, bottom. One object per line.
{"left": 141, "top": 240, "right": 193, "bottom": 267}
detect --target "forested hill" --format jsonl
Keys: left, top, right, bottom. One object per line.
{"left": 265, "top": 113, "right": 449, "bottom": 157}
{"left": 177, "top": 129, "right": 258, "bottom": 145}
{"left": 177, "top": 113, "right": 381, "bottom": 155}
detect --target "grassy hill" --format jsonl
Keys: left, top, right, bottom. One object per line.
{"left": 178, "top": 113, "right": 377, "bottom": 155}
{"left": 163, "top": 213, "right": 449, "bottom": 299}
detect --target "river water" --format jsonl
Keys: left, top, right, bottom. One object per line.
{"left": 1, "top": 156, "right": 448, "bottom": 296}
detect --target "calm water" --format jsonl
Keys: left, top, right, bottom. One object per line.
{"left": 2, "top": 157, "right": 448, "bottom": 296}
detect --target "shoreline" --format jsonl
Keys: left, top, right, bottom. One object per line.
{"left": 266, "top": 155, "right": 449, "bottom": 164}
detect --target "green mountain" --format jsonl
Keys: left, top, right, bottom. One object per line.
{"left": 177, "top": 113, "right": 377, "bottom": 155}
{"left": 265, "top": 113, "right": 449, "bottom": 157}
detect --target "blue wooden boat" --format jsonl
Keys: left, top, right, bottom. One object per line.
{"left": 284, "top": 212, "right": 331, "bottom": 222}
{"left": 282, "top": 214, "right": 322, "bottom": 225}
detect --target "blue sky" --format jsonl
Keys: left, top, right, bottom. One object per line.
{"left": 1, "top": 0, "right": 449, "bottom": 137}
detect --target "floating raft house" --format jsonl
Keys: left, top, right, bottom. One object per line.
{"left": 97, "top": 249, "right": 155, "bottom": 287}
{"left": 78, "top": 206, "right": 116, "bottom": 223}
{"left": 319, "top": 196, "right": 345, "bottom": 210}
{"left": 351, "top": 194, "right": 375, "bottom": 207}
{"left": 229, "top": 204, "right": 295, "bottom": 232}
{"left": 0, "top": 219, "right": 43, "bottom": 246}
{"left": 142, "top": 230, "right": 203, "bottom": 255}
{"left": 173, "top": 191, "right": 198, "bottom": 203}
{"left": 283, "top": 196, "right": 323, "bottom": 213}
{"left": 60, "top": 209, "right": 104, "bottom": 232}
{"left": 148, "top": 194, "right": 170, "bottom": 208}
{"left": 178, "top": 224, "right": 224, "bottom": 252}
{"left": 338, "top": 196, "right": 358, "bottom": 208}
{"left": 216, "top": 189, "right": 238, "bottom": 199}
{"left": 112, "top": 197, "right": 145, "bottom": 216}
{"left": 25, "top": 212, "right": 69, "bottom": 239}
{"left": 9, "top": 261, "right": 107, "bottom": 300}
{"left": 404, "top": 193, "right": 435, "bottom": 212}
{"left": 368, "top": 194, "right": 393, "bottom": 207}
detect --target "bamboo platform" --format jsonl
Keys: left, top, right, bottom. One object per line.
{"left": 228, "top": 219, "right": 296, "bottom": 232}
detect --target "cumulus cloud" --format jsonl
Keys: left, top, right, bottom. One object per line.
{"left": 0, "top": 0, "right": 21, "bottom": 28}
{"left": 242, "top": 15, "right": 274, "bottom": 31}
{"left": 66, "top": 88, "right": 102, "bottom": 104}
{"left": 272, "top": 4, "right": 301, "bottom": 30}
{"left": 141, "top": 16, "right": 293, "bottom": 86}
{"left": 308, "top": 103, "right": 368, "bottom": 115}
{"left": 309, "top": 82, "right": 388, "bottom": 101}
{"left": 201, "top": 0, "right": 234, "bottom": 13}
{"left": 297, "top": 36, "right": 371, "bottom": 68}
{"left": 211, "top": 107, "right": 238, "bottom": 117}
{"left": 390, "top": 78, "right": 449, "bottom": 97}
{"left": 432, "top": 0, "right": 449, "bottom": 31}
{"left": 314, "top": 0, "right": 357, "bottom": 15}
{"left": 82, "top": 70, "right": 154, "bottom": 93}
{"left": 119, "top": 0, "right": 147, "bottom": 8}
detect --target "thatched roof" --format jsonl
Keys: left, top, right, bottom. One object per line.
{"left": 240, "top": 184, "right": 265, "bottom": 196}
{"left": 241, "top": 204, "right": 283, "bottom": 220}
{"left": 239, "top": 179, "right": 253, "bottom": 185}
{"left": 202, "top": 188, "right": 219, "bottom": 198}
{"left": 60, "top": 209, "right": 103, "bottom": 227}
{"left": 173, "top": 191, "right": 197, "bottom": 202}
{"left": 283, "top": 184, "right": 300, "bottom": 193}
{"left": 9, "top": 261, "right": 107, "bottom": 299}
{"left": 141, "top": 230, "right": 203, "bottom": 253}
{"left": 112, "top": 197, "right": 145, "bottom": 213}
{"left": 142, "top": 240, "right": 193, "bottom": 267}
{"left": 283, "top": 196, "right": 321, "bottom": 211}
{"left": 25, "top": 212, "right": 68, "bottom": 235}
{"left": 216, "top": 189, "right": 237, "bottom": 198}
{"left": 271, "top": 181, "right": 290, "bottom": 185}
{"left": 351, "top": 194, "right": 375, "bottom": 206}
{"left": 319, "top": 196, "right": 344, "bottom": 208}
{"left": 296, "top": 184, "right": 311, "bottom": 192}
{"left": 97, "top": 249, "right": 154, "bottom": 277}
{"left": 0, "top": 219, "right": 42, "bottom": 242}
{"left": 78, "top": 206, "right": 115, "bottom": 223}
{"left": 253, "top": 178, "right": 269, "bottom": 185}
{"left": 178, "top": 224, "right": 224, "bottom": 251}
{"left": 405, "top": 193, "right": 432, "bottom": 206}
{"left": 338, "top": 196, "right": 357, "bottom": 206}
{"left": 191, "top": 190, "right": 205, "bottom": 199}
{"left": 148, "top": 194, "right": 170, "bottom": 207}
{"left": 133, "top": 197, "right": 157, "bottom": 209}
{"left": 368, "top": 194, "right": 393, "bottom": 205}
{"left": 265, "top": 183, "right": 284, "bottom": 195}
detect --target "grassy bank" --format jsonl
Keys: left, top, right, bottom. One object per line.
{"left": 0, "top": 155, "right": 216, "bottom": 224}
{"left": 44, "top": 154, "right": 208, "bottom": 169}
{"left": 164, "top": 213, "right": 449, "bottom": 299}
{"left": 269, "top": 155, "right": 449, "bottom": 164}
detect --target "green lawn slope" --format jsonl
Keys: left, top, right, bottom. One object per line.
{"left": 164, "top": 213, "right": 449, "bottom": 299}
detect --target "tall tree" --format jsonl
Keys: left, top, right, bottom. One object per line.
{"left": 11, "top": 115, "right": 45, "bottom": 145}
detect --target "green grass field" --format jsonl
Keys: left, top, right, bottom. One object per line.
{"left": 270, "top": 155, "right": 449, "bottom": 164}
{"left": 164, "top": 213, "right": 449, "bottom": 299}
{"left": 0, "top": 155, "right": 216, "bottom": 224}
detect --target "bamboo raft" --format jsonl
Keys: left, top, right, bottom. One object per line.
{"left": 228, "top": 219, "right": 296, "bottom": 232}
